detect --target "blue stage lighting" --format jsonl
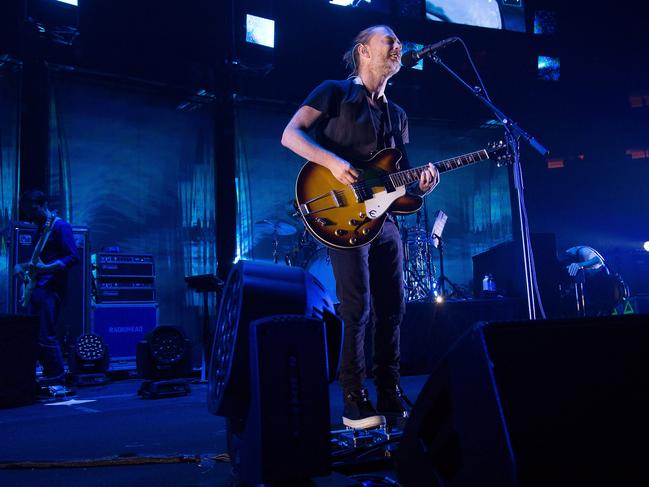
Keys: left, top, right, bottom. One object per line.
{"left": 538, "top": 55, "right": 560, "bottom": 81}
{"left": 329, "top": 0, "right": 371, "bottom": 6}
{"left": 56, "top": 0, "right": 78, "bottom": 5}
{"left": 643, "top": 241, "right": 649, "bottom": 252}
{"left": 402, "top": 41, "right": 424, "bottom": 71}
{"left": 246, "top": 14, "right": 275, "bottom": 48}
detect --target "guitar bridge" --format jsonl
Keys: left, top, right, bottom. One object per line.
{"left": 300, "top": 190, "right": 345, "bottom": 216}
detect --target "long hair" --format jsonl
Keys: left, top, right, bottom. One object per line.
{"left": 342, "top": 25, "right": 395, "bottom": 78}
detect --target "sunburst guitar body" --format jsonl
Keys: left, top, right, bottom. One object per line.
{"left": 295, "top": 142, "right": 509, "bottom": 249}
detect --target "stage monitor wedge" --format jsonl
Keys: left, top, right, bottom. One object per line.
{"left": 397, "top": 314, "right": 649, "bottom": 487}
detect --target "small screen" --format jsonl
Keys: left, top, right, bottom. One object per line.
{"left": 538, "top": 56, "right": 560, "bottom": 81}
{"left": 534, "top": 10, "right": 557, "bottom": 35}
{"left": 246, "top": 14, "right": 275, "bottom": 49}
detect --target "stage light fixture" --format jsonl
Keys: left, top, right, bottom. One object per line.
{"left": 136, "top": 326, "right": 192, "bottom": 399}
{"left": 435, "top": 295, "right": 445, "bottom": 303}
{"left": 69, "top": 333, "right": 110, "bottom": 386}
{"left": 55, "top": 0, "right": 78, "bottom": 6}
{"left": 245, "top": 14, "right": 275, "bottom": 48}
{"left": 643, "top": 241, "right": 649, "bottom": 252}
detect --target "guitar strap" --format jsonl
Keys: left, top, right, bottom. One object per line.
{"left": 386, "top": 101, "right": 411, "bottom": 170}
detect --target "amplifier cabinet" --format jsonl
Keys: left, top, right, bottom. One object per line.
{"left": 94, "top": 279, "right": 156, "bottom": 303}
{"left": 91, "top": 303, "right": 158, "bottom": 361}
{"left": 92, "top": 253, "right": 155, "bottom": 278}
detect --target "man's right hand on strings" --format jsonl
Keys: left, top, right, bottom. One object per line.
{"left": 329, "top": 159, "right": 360, "bottom": 185}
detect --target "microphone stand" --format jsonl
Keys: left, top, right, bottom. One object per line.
{"left": 429, "top": 53, "right": 550, "bottom": 320}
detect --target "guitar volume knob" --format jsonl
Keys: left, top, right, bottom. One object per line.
{"left": 334, "top": 229, "right": 347, "bottom": 236}
{"left": 361, "top": 228, "right": 371, "bottom": 236}
{"left": 349, "top": 219, "right": 360, "bottom": 226}
{"left": 349, "top": 237, "right": 357, "bottom": 245}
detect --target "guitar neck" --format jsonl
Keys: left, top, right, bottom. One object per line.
{"left": 389, "top": 149, "right": 490, "bottom": 187}
{"left": 30, "top": 218, "right": 56, "bottom": 264}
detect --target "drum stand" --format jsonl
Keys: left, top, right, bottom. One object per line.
{"left": 401, "top": 212, "right": 436, "bottom": 302}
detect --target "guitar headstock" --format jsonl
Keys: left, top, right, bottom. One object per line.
{"left": 487, "top": 140, "right": 512, "bottom": 167}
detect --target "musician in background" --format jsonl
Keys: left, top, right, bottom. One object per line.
{"left": 14, "top": 190, "right": 79, "bottom": 384}
{"left": 559, "top": 245, "right": 617, "bottom": 316}
{"left": 282, "top": 25, "right": 439, "bottom": 429}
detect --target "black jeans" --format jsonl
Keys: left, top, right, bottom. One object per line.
{"left": 30, "top": 286, "right": 65, "bottom": 378}
{"left": 329, "top": 219, "right": 405, "bottom": 394}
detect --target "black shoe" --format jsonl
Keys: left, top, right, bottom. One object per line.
{"left": 376, "top": 385, "right": 413, "bottom": 419}
{"left": 38, "top": 372, "right": 66, "bottom": 387}
{"left": 342, "top": 389, "right": 386, "bottom": 429}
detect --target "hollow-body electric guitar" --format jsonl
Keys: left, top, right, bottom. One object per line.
{"left": 295, "top": 141, "right": 509, "bottom": 249}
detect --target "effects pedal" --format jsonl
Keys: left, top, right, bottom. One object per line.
{"left": 332, "top": 425, "right": 403, "bottom": 451}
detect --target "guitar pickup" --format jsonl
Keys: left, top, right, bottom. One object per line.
{"left": 351, "top": 183, "right": 373, "bottom": 203}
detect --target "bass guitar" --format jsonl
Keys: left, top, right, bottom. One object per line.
{"left": 295, "top": 141, "right": 509, "bottom": 249}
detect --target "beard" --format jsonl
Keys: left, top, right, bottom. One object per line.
{"left": 384, "top": 57, "right": 401, "bottom": 77}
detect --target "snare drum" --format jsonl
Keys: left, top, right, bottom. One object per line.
{"left": 305, "top": 248, "right": 339, "bottom": 304}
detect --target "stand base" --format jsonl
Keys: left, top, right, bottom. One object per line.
{"left": 37, "top": 384, "right": 77, "bottom": 401}
{"left": 138, "top": 379, "right": 190, "bottom": 399}
{"left": 72, "top": 373, "right": 110, "bottom": 387}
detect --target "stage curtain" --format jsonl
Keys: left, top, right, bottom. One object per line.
{"left": 0, "top": 60, "right": 21, "bottom": 312}
{"left": 48, "top": 69, "right": 217, "bottom": 364}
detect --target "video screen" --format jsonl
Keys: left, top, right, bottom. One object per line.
{"left": 246, "top": 14, "right": 275, "bottom": 48}
{"left": 328, "top": 0, "right": 391, "bottom": 13}
{"left": 402, "top": 41, "right": 424, "bottom": 70}
{"left": 425, "top": 0, "right": 526, "bottom": 33}
{"left": 534, "top": 10, "right": 557, "bottom": 35}
{"left": 538, "top": 55, "right": 560, "bottom": 81}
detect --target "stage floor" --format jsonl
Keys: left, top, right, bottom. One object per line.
{"left": 0, "top": 375, "right": 429, "bottom": 486}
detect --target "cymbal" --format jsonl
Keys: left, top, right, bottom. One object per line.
{"left": 254, "top": 219, "right": 297, "bottom": 236}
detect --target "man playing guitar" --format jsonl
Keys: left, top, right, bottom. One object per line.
{"left": 14, "top": 190, "right": 79, "bottom": 385}
{"left": 282, "top": 25, "right": 439, "bottom": 429}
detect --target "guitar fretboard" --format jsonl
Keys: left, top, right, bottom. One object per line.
{"left": 388, "top": 149, "right": 489, "bottom": 187}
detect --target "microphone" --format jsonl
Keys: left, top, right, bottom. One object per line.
{"left": 401, "top": 37, "right": 460, "bottom": 68}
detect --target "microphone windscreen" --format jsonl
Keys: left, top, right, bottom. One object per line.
{"left": 400, "top": 50, "right": 420, "bottom": 68}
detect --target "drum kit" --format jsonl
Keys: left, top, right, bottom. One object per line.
{"left": 255, "top": 200, "right": 442, "bottom": 304}
{"left": 254, "top": 201, "right": 338, "bottom": 302}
